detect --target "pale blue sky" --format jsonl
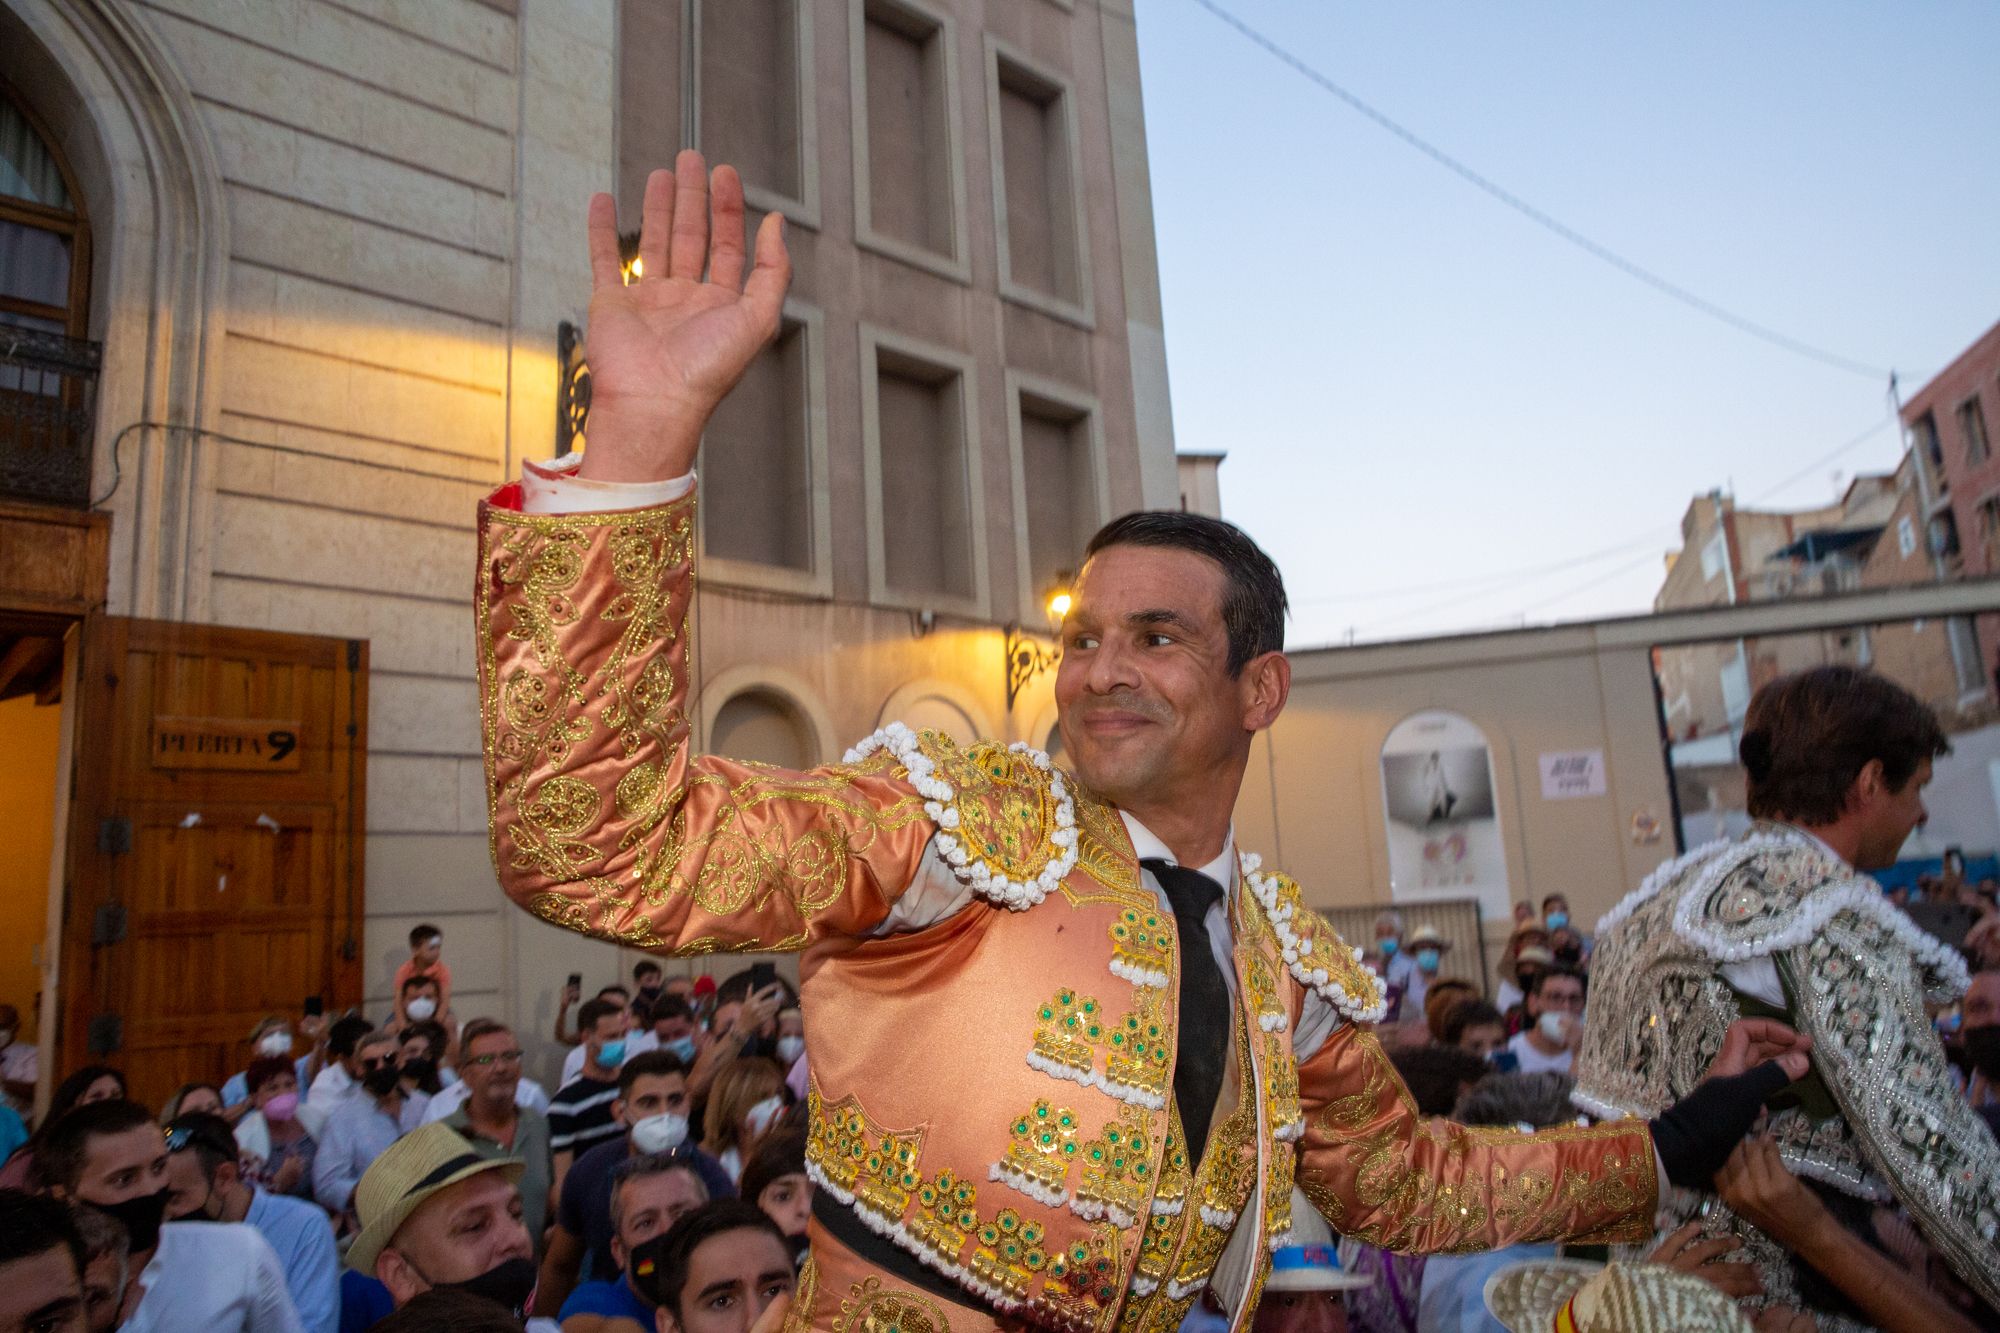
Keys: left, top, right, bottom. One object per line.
{"left": 1133, "top": 2, "right": 2000, "bottom": 646}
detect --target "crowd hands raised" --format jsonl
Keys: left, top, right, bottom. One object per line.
{"left": 0, "top": 921, "right": 814, "bottom": 1333}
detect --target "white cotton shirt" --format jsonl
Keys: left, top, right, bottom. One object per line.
{"left": 122, "top": 1221, "right": 305, "bottom": 1333}
{"left": 1505, "top": 1030, "right": 1576, "bottom": 1076}
{"left": 419, "top": 1076, "right": 549, "bottom": 1125}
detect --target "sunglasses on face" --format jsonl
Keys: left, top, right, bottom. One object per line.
{"left": 361, "top": 1055, "right": 399, "bottom": 1071}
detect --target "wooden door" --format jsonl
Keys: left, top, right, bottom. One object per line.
{"left": 61, "top": 617, "right": 366, "bottom": 1108}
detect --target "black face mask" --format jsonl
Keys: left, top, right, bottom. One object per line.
{"left": 438, "top": 1255, "right": 540, "bottom": 1318}
{"left": 1553, "top": 944, "right": 1583, "bottom": 965}
{"left": 86, "top": 1188, "right": 170, "bottom": 1252}
{"left": 362, "top": 1064, "right": 403, "bottom": 1098}
{"left": 628, "top": 1232, "right": 671, "bottom": 1307}
{"left": 401, "top": 1058, "right": 438, "bottom": 1086}
{"left": 639, "top": 983, "right": 664, "bottom": 999}
{"left": 1965, "top": 1025, "right": 2000, "bottom": 1082}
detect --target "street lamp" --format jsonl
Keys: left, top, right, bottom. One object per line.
{"left": 1005, "top": 573, "right": 1074, "bottom": 710}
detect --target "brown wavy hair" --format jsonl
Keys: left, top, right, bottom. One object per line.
{"left": 1741, "top": 667, "right": 1949, "bottom": 826}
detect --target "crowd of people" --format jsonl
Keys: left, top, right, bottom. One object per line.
{"left": 0, "top": 925, "right": 815, "bottom": 1333}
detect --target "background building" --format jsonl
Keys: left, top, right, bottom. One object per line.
{"left": 0, "top": 0, "right": 1173, "bottom": 1105}
{"left": 1904, "top": 318, "right": 2000, "bottom": 695}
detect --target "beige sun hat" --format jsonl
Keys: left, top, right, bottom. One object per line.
{"left": 1407, "top": 925, "right": 1451, "bottom": 951}
{"left": 1485, "top": 1259, "right": 1755, "bottom": 1333}
{"left": 345, "top": 1122, "right": 524, "bottom": 1276}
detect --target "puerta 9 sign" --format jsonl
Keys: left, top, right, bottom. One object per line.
{"left": 150, "top": 716, "right": 303, "bottom": 772}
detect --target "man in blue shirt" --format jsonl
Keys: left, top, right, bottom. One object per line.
{"left": 534, "top": 1052, "right": 732, "bottom": 1318}
{"left": 164, "top": 1112, "right": 340, "bottom": 1333}
{"left": 313, "top": 1031, "right": 429, "bottom": 1222}
{"left": 558, "top": 1154, "right": 710, "bottom": 1327}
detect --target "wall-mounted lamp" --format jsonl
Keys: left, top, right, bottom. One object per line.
{"left": 1005, "top": 574, "right": 1074, "bottom": 710}
{"left": 619, "top": 229, "right": 643, "bottom": 285}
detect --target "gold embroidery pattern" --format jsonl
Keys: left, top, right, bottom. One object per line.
{"left": 993, "top": 1100, "right": 1083, "bottom": 1206}
{"left": 1028, "top": 988, "right": 1172, "bottom": 1110}
{"left": 835, "top": 1277, "right": 948, "bottom": 1333}
{"left": 783, "top": 1254, "right": 821, "bottom": 1333}
{"left": 1300, "top": 1036, "right": 1649, "bottom": 1252}
{"left": 808, "top": 1089, "right": 927, "bottom": 1229}
{"left": 1108, "top": 905, "right": 1173, "bottom": 990}
{"left": 1066, "top": 793, "right": 1145, "bottom": 899}
{"left": 1072, "top": 1106, "right": 1157, "bottom": 1227}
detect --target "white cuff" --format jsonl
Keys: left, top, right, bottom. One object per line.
{"left": 520, "top": 454, "right": 695, "bottom": 515}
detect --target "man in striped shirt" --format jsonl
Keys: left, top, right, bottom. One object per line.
{"left": 547, "top": 998, "right": 630, "bottom": 1195}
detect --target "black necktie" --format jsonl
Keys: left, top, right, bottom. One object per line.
{"left": 1142, "top": 858, "right": 1229, "bottom": 1168}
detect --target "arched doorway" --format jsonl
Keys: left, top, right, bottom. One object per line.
{"left": 711, "top": 687, "right": 818, "bottom": 770}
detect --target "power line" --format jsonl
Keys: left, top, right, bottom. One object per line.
{"left": 1188, "top": 0, "right": 1895, "bottom": 382}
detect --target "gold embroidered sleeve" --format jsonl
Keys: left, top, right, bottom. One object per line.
{"left": 1293, "top": 1023, "right": 1656, "bottom": 1254}
{"left": 476, "top": 493, "right": 936, "bottom": 952}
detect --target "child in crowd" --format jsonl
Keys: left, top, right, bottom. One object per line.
{"left": 391, "top": 925, "right": 451, "bottom": 1029}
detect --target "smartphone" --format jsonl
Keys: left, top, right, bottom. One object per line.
{"left": 568, "top": 972, "right": 583, "bottom": 990}
{"left": 750, "top": 962, "right": 778, "bottom": 992}
{"left": 303, "top": 995, "right": 323, "bottom": 1018}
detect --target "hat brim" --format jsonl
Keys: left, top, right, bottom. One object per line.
{"left": 1264, "top": 1269, "right": 1374, "bottom": 1293}
{"left": 1483, "top": 1258, "right": 1601, "bottom": 1332}
{"left": 346, "top": 1155, "right": 525, "bottom": 1277}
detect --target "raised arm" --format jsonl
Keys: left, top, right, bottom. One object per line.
{"left": 481, "top": 155, "right": 948, "bottom": 955}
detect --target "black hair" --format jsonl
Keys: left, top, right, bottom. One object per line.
{"left": 576, "top": 997, "right": 624, "bottom": 1036}
{"left": 737, "top": 1127, "right": 807, "bottom": 1211}
{"left": 1453, "top": 1071, "right": 1578, "bottom": 1130}
{"left": 1440, "top": 1000, "right": 1507, "bottom": 1047}
{"left": 1387, "top": 1044, "right": 1492, "bottom": 1118}
{"left": 619, "top": 1050, "right": 691, "bottom": 1098}
{"left": 39, "top": 1100, "right": 157, "bottom": 1195}
{"left": 326, "top": 1014, "right": 376, "bottom": 1060}
{"left": 1528, "top": 966, "right": 1586, "bottom": 1000}
{"left": 0, "top": 1189, "right": 85, "bottom": 1280}
{"left": 44, "top": 1067, "right": 125, "bottom": 1135}
{"left": 630, "top": 1200, "right": 786, "bottom": 1314}
{"left": 1741, "top": 666, "right": 1949, "bottom": 825}
{"left": 634, "top": 960, "right": 664, "bottom": 981}
{"left": 408, "top": 924, "right": 441, "bottom": 949}
{"left": 165, "top": 1112, "right": 238, "bottom": 1179}
{"left": 1083, "top": 510, "right": 1288, "bottom": 675}
{"left": 649, "top": 996, "right": 694, "bottom": 1025}
{"left": 400, "top": 973, "right": 441, "bottom": 996}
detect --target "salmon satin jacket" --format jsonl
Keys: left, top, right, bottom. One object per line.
{"left": 476, "top": 488, "right": 1657, "bottom": 1333}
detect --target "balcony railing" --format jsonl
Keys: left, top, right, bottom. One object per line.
{"left": 0, "top": 324, "right": 101, "bottom": 507}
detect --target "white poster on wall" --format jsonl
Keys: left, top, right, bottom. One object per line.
{"left": 1539, "top": 750, "right": 1607, "bottom": 800}
{"left": 1380, "top": 710, "right": 1511, "bottom": 920}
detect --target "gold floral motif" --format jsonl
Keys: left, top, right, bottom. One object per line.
{"left": 1064, "top": 793, "right": 1145, "bottom": 900}
{"left": 834, "top": 1277, "right": 948, "bottom": 1333}
{"left": 782, "top": 1254, "right": 821, "bottom": 1333}
{"left": 921, "top": 736, "right": 1070, "bottom": 887}
{"left": 1073, "top": 1106, "right": 1157, "bottom": 1226}
{"left": 995, "top": 1100, "right": 1084, "bottom": 1203}
{"left": 807, "top": 1088, "right": 926, "bottom": 1229}
{"left": 908, "top": 1170, "right": 981, "bottom": 1269}
{"left": 967, "top": 1209, "right": 1051, "bottom": 1303}
{"left": 1028, "top": 989, "right": 1172, "bottom": 1108}
{"left": 1108, "top": 905, "right": 1173, "bottom": 987}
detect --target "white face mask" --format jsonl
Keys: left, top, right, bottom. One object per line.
{"left": 630, "top": 1111, "right": 689, "bottom": 1155}
{"left": 745, "top": 1095, "right": 784, "bottom": 1138}
{"left": 257, "top": 1031, "right": 292, "bottom": 1057}
{"left": 775, "top": 1035, "right": 805, "bottom": 1066}
{"left": 405, "top": 997, "right": 438, "bottom": 1022}
{"left": 1537, "top": 1011, "right": 1571, "bottom": 1043}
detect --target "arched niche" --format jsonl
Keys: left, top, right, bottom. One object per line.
{"left": 877, "top": 679, "right": 993, "bottom": 749}
{"left": 697, "top": 665, "right": 836, "bottom": 769}
{"left": 1378, "top": 709, "right": 1511, "bottom": 919}
{"left": 1, "top": 1, "right": 229, "bottom": 620}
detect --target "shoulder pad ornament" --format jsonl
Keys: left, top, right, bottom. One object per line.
{"left": 1648, "top": 833, "right": 1968, "bottom": 1000}
{"left": 1240, "top": 854, "right": 1388, "bottom": 1025}
{"left": 843, "top": 722, "right": 1078, "bottom": 910}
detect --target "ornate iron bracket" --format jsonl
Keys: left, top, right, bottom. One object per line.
{"left": 1005, "top": 625, "right": 1060, "bottom": 710}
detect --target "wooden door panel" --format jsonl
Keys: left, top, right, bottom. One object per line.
{"left": 62, "top": 617, "right": 366, "bottom": 1108}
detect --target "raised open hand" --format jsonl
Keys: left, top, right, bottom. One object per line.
{"left": 577, "top": 150, "right": 791, "bottom": 484}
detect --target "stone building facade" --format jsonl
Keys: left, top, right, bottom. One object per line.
{"left": 0, "top": 0, "right": 1174, "bottom": 1098}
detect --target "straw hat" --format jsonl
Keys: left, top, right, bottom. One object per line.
{"left": 1407, "top": 925, "right": 1451, "bottom": 952}
{"left": 1485, "top": 1260, "right": 1755, "bottom": 1333}
{"left": 1513, "top": 945, "right": 1556, "bottom": 970}
{"left": 1211, "top": 1190, "right": 1371, "bottom": 1312}
{"left": 346, "top": 1122, "right": 524, "bottom": 1276}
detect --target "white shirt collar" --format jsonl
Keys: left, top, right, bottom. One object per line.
{"left": 1118, "top": 810, "right": 1236, "bottom": 888}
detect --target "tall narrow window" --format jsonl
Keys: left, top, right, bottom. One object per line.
{"left": 852, "top": 0, "right": 965, "bottom": 278}
{"left": 702, "top": 316, "right": 813, "bottom": 572}
{"left": 1008, "top": 376, "right": 1101, "bottom": 607}
{"left": 987, "top": 41, "right": 1088, "bottom": 320}
{"left": 1961, "top": 397, "right": 1991, "bottom": 466}
{"left": 862, "top": 330, "right": 984, "bottom": 612}
{"left": 697, "top": 0, "right": 815, "bottom": 220}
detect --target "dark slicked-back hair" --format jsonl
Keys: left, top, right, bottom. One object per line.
{"left": 1083, "top": 511, "right": 1287, "bottom": 675}
{"left": 1741, "top": 666, "right": 1949, "bottom": 826}
{"left": 0, "top": 1189, "right": 84, "bottom": 1277}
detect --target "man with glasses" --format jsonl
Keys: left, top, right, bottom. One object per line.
{"left": 314, "top": 1032, "right": 428, "bottom": 1228}
{"left": 439, "top": 1020, "right": 554, "bottom": 1256}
